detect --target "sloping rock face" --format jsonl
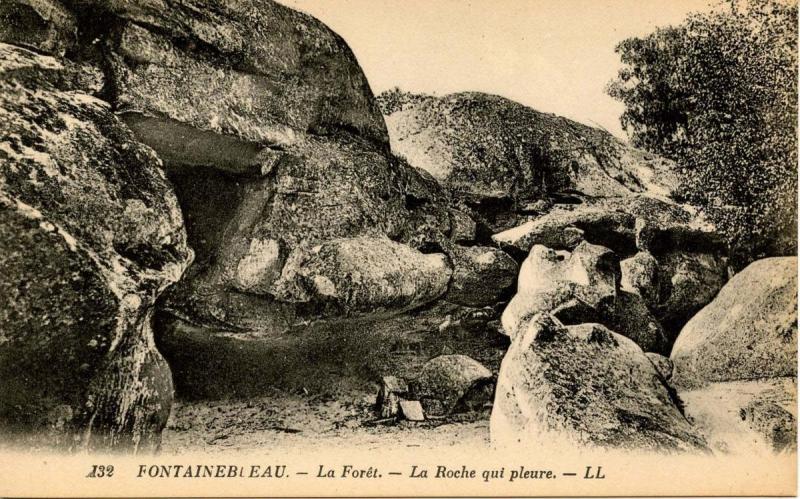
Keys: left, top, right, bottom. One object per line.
{"left": 377, "top": 90, "right": 680, "bottom": 231}
{"left": 0, "top": 44, "right": 191, "bottom": 451}
{"left": 671, "top": 257, "right": 797, "bottom": 389}
{"left": 82, "top": 0, "right": 388, "bottom": 147}
{"left": 490, "top": 314, "right": 708, "bottom": 453}
{"left": 670, "top": 258, "right": 797, "bottom": 455}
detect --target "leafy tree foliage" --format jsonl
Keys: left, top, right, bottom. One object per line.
{"left": 608, "top": 0, "right": 797, "bottom": 264}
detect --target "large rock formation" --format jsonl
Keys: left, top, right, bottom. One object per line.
{"left": 2, "top": 0, "right": 484, "bottom": 319}
{"left": 377, "top": 90, "right": 680, "bottom": 231}
{"left": 0, "top": 43, "right": 191, "bottom": 451}
{"left": 83, "top": 0, "right": 388, "bottom": 147}
{"left": 4, "top": 0, "right": 766, "bottom": 461}
{"left": 669, "top": 257, "right": 797, "bottom": 455}
{"left": 0, "top": 0, "right": 505, "bottom": 403}
{"left": 160, "top": 134, "right": 462, "bottom": 330}
{"left": 490, "top": 314, "right": 708, "bottom": 453}
{"left": 496, "top": 195, "right": 728, "bottom": 339}
{"left": 29, "top": 0, "right": 473, "bottom": 333}
{"left": 671, "top": 257, "right": 797, "bottom": 389}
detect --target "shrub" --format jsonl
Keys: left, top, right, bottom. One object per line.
{"left": 608, "top": 0, "right": 798, "bottom": 265}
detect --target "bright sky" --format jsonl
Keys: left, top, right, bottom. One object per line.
{"left": 278, "top": 0, "right": 717, "bottom": 139}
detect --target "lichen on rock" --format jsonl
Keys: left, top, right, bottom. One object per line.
{"left": 491, "top": 313, "right": 709, "bottom": 453}
{"left": 0, "top": 43, "right": 191, "bottom": 452}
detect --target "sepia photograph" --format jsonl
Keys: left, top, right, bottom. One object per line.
{"left": 0, "top": 0, "right": 796, "bottom": 496}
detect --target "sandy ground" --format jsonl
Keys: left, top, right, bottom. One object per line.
{"left": 158, "top": 302, "right": 504, "bottom": 455}
{"left": 162, "top": 388, "right": 491, "bottom": 454}
{"left": 680, "top": 378, "right": 797, "bottom": 456}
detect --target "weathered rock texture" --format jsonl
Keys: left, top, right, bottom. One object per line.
{"left": 501, "top": 241, "right": 667, "bottom": 352}
{"left": 410, "top": 355, "right": 493, "bottom": 416}
{"left": 271, "top": 236, "right": 452, "bottom": 318}
{"left": 0, "top": 0, "right": 507, "bottom": 403}
{"left": 0, "top": 0, "right": 77, "bottom": 56}
{"left": 0, "top": 0, "right": 522, "bottom": 410}
{"left": 0, "top": 43, "right": 191, "bottom": 451}
{"left": 490, "top": 314, "right": 708, "bottom": 453}
{"left": 445, "top": 246, "right": 518, "bottom": 307}
{"left": 21, "top": 0, "right": 478, "bottom": 332}
{"left": 671, "top": 257, "right": 797, "bottom": 389}
{"left": 0, "top": 0, "right": 479, "bottom": 327}
{"left": 496, "top": 195, "right": 728, "bottom": 340}
{"left": 91, "top": 0, "right": 388, "bottom": 147}
{"left": 377, "top": 90, "right": 680, "bottom": 231}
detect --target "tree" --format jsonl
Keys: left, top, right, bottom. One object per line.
{"left": 608, "top": 0, "right": 797, "bottom": 265}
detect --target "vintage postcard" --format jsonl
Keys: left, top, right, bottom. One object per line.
{"left": 0, "top": 0, "right": 796, "bottom": 496}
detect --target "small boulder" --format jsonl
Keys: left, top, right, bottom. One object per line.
{"left": 411, "top": 355, "right": 493, "bottom": 416}
{"left": 460, "top": 307, "right": 497, "bottom": 333}
{"left": 399, "top": 400, "right": 425, "bottom": 422}
{"left": 490, "top": 314, "right": 709, "bottom": 453}
{"left": 376, "top": 376, "right": 409, "bottom": 419}
{"left": 445, "top": 246, "right": 518, "bottom": 307}
{"left": 671, "top": 257, "right": 797, "bottom": 389}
